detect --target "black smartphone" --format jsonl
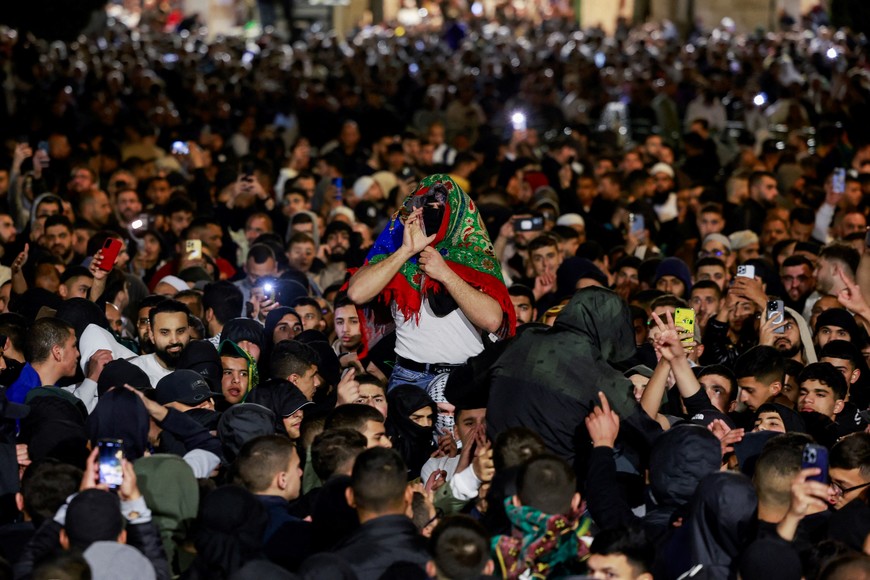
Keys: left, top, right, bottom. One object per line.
{"left": 98, "top": 438, "right": 125, "bottom": 490}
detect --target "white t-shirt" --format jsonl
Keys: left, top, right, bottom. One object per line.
{"left": 128, "top": 353, "right": 173, "bottom": 388}
{"left": 393, "top": 299, "right": 484, "bottom": 365}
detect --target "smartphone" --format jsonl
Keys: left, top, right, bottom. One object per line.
{"left": 736, "top": 265, "right": 756, "bottom": 279}
{"left": 185, "top": 239, "right": 202, "bottom": 260}
{"left": 832, "top": 167, "right": 846, "bottom": 194}
{"left": 767, "top": 299, "right": 785, "bottom": 334}
{"left": 511, "top": 111, "right": 527, "bottom": 131}
{"left": 629, "top": 213, "right": 645, "bottom": 236}
{"left": 513, "top": 216, "right": 545, "bottom": 232}
{"left": 263, "top": 282, "right": 274, "bottom": 301}
{"left": 674, "top": 307, "right": 695, "bottom": 350}
{"left": 171, "top": 140, "right": 189, "bottom": 155}
{"left": 98, "top": 438, "right": 125, "bottom": 490}
{"left": 801, "top": 443, "right": 829, "bottom": 483}
{"left": 36, "top": 141, "right": 50, "bottom": 168}
{"left": 241, "top": 160, "right": 255, "bottom": 177}
{"left": 332, "top": 177, "right": 343, "bottom": 202}
{"left": 97, "top": 238, "right": 123, "bottom": 271}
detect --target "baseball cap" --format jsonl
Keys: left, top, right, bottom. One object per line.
{"left": 97, "top": 359, "right": 151, "bottom": 396}
{"left": 155, "top": 370, "right": 222, "bottom": 407}
{"left": 177, "top": 340, "right": 223, "bottom": 391}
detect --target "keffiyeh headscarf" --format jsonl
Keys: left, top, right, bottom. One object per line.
{"left": 492, "top": 498, "right": 592, "bottom": 580}
{"left": 362, "top": 174, "right": 515, "bottom": 340}
{"left": 219, "top": 340, "right": 259, "bottom": 401}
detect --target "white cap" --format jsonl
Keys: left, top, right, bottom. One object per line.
{"left": 353, "top": 176, "right": 376, "bottom": 199}
{"left": 556, "top": 213, "right": 585, "bottom": 227}
{"left": 329, "top": 206, "right": 356, "bottom": 223}
{"left": 649, "top": 162, "right": 675, "bottom": 178}
{"left": 157, "top": 275, "right": 189, "bottom": 293}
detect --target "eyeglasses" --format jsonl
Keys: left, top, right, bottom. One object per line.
{"left": 423, "top": 507, "right": 445, "bottom": 529}
{"left": 830, "top": 480, "right": 870, "bottom": 497}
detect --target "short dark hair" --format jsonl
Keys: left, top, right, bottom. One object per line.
{"left": 21, "top": 460, "right": 82, "bottom": 528}
{"left": 494, "top": 427, "right": 546, "bottom": 471}
{"left": 508, "top": 284, "right": 535, "bottom": 304}
{"left": 350, "top": 447, "right": 408, "bottom": 513}
{"left": 148, "top": 299, "right": 191, "bottom": 327}
{"left": 820, "top": 340, "right": 863, "bottom": 369}
{"left": 819, "top": 244, "right": 860, "bottom": 278}
{"left": 695, "top": 256, "right": 727, "bottom": 271}
{"left": 429, "top": 516, "right": 491, "bottom": 580}
{"left": 650, "top": 295, "right": 688, "bottom": 311}
{"left": 0, "top": 313, "right": 27, "bottom": 355}
{"left": 311, "top": 429, "right": 367, "bottom": 480}
{"left": 288, "top": 232, "right": 315, "bottom": 249}
{"left": 26, "top": 319, "right": 74, "bottom": 363}
{"left": 782, "top": 254, "right": 814, "bottom": 270}
{"left": 356, "top": 373, "right": 386, "bottom": 391}
{"left": 735, "top": 346, "right": 785, "bottom": 385}
{"left": 325, "top": 403, "right": 384, "bottom": 432}
{"left": 528, "top": 234, "right": 560, "bottom": 254}
{"left": 797, "top": 362, "right": 848, "bottom": 400}
{"left": 293, "top": 296, "right": 322, "bottom": 311}
{"left": 589, "top": 524, "right": 654, "bottom": 576}
{"left": 59, "top": 266, "right": 93, "bottom": 285}
{"left": 790, "top": 206, "right": 815, "bottom": 226}
{"left": 830, "top": 432, "right": 870, "bottom": 477}
{"left": 247, "top": 243, "right": 276, "bottom": 264}
{"left": 202, "top": 281, "right": 244, "bottom": 326}
{"left": 517, "top": 454, "right": 576, "bottom": 515}
{"left": 270, "top": 340, "right": 320, "bottom": 380}
{"left": 43, "top": 215, "right": 72, "bottom": 232}
{"left": 691, "top": 280, "right": 722, "bottom": 299}
{"left": 697, "top": 364, "right": 737, "bottom": 402}
{"left": 233, "top": 435, "right": 297, "bottom": 493}
{"left": 749, "top": 170, "right": 776, "bottom": 190}
{"left": 754, "top": 440, "right": 803, "bottom": 508}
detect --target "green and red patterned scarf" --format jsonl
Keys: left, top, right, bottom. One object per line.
{"left": 492, "top": 499, "right": 592, "bottom": 579}
{"left": 362, "top": 174, "right": 515, "bottom": 339}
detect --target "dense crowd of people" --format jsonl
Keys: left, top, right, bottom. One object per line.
{"left": 0, "top": 5, "right": 870, "bottom": 580}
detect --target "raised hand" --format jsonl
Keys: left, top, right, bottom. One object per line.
{"left": 707, "top": 418, "right": 745, "bottom": 457}
{"left": 584, "top": 391, "right": 620, "bottom": 448}
{"left": 335, "top": 368, "right": 360, "bottom": 406}
{"left": 472, "top": 431, "right": 495, "bottom": 483}
{"left": 401, "top": 208, "right": 436, "bottom": 256}
{"left": 835, "top": 266, "right": 870, "bottom": 315}
{"left": 650, "top": 310, "right": 686, "bottom": 362}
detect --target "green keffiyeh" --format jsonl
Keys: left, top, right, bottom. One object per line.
{"left": 363, "top": 174, "right": 515, "bottom": 337}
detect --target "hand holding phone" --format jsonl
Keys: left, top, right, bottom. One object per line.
{"left": 97, "top": 238, "right": 123, "bottom": 271}
{"left": 185, "top": 239, "right": 202, "bottom": 260}
{"left": 767, "top": 299, "right": 785, "bottom": 334}
{"left": 98, "top": 438, "right": 125, "bottom": 490}
{"left": 801, "top": 444, "right": 828, "bottom": 483}
{"left": 674, "top": 307, "right": 696, "bottom": 350}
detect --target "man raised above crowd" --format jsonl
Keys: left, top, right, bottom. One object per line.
{"left": 347, "top": 175, "right": 515, "bottom": 391}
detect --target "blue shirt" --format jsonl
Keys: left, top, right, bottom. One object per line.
{"left": 7, "top": 363, "right": 42, "bottom": 404}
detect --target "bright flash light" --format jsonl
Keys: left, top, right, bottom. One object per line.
{"left": 753, "top": 93, "right": 767, "bottom": 107}
{"left": 826, "top": 47, "right": 837, "bottom": 60}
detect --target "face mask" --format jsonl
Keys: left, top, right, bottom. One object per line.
{"left": 422, "top": 203, "right": 445, "bottom": 237}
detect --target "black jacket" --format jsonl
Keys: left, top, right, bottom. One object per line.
{"left": 14, "top": 516, "right": 170, "bottom": 580}
{"left": 299, "top": 515, "right": 428, "bottom": 580}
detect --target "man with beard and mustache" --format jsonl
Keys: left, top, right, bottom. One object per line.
{"left": 780, "top": 255, "right": 816, "bottom": 312}
{"left": 760, "top": 310, "right": 813, "bottom": 364}
{"left": 40, "top": 215, "right": 80, "bottom": 266}
{"left": 314, "top": 221, "right": 361, "bottom": 290}
{"left": 130, "top": 299, "right": 191, "bottom": 387}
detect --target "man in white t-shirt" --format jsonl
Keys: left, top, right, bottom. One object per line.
{"left": 129, "top": 299, "right": 191, "bottom": 387}
{"left": 347, "top": 175, "right": 514, "bottom": 391}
